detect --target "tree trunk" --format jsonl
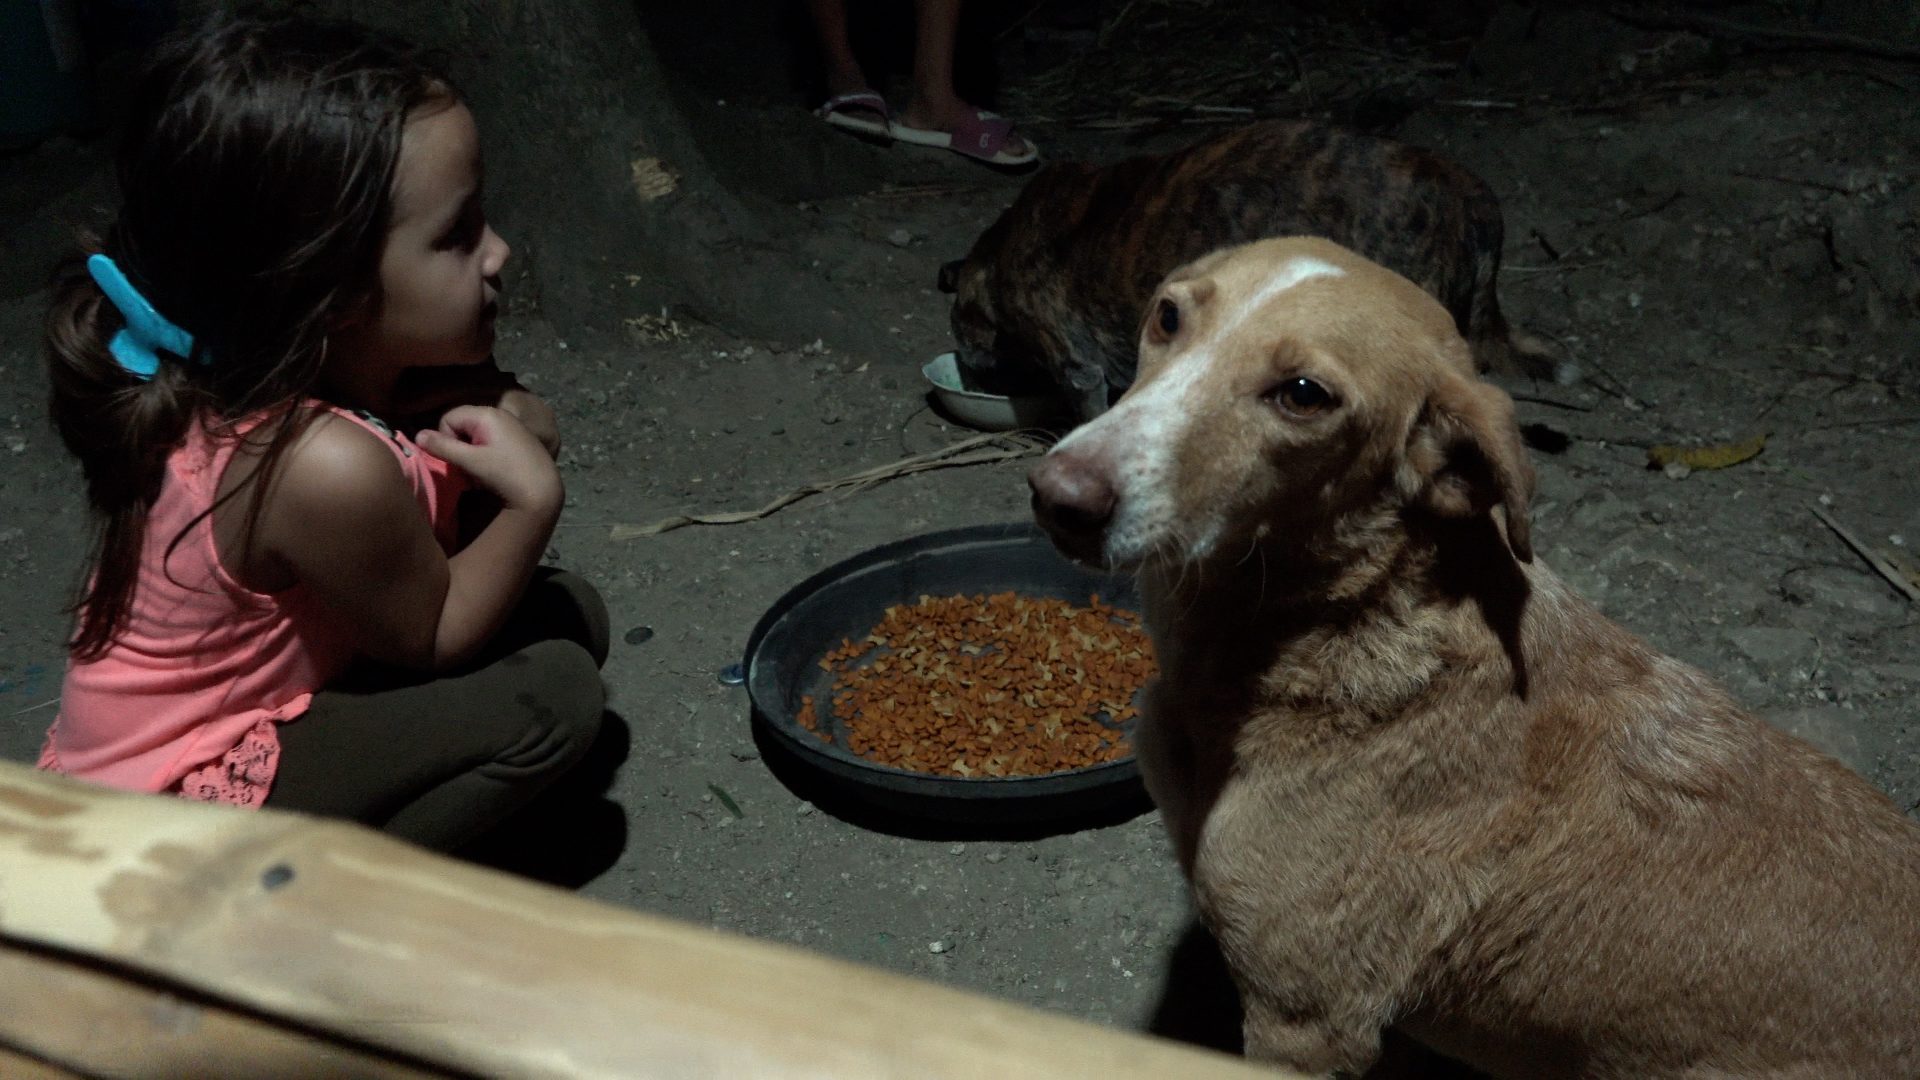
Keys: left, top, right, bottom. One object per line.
{"left": 293, "top": 0, "right": 862, "bottom": 347}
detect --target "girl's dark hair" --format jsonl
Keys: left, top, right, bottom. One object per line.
{"left": 47, "top": 14, "right": 453, "bottom": 658}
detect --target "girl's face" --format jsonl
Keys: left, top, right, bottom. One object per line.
{"left": 334, "top": 100, "right": 509, "bottom": 392}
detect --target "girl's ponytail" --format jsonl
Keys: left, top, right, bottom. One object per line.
{"left": 48, "top": 14, "right": 453, "bottom": 660}
{"left": 46, "top": 238, "right": 208, "bottom": 658}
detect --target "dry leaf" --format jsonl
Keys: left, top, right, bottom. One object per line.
{"left": 630, "top": 156, "right": 678, "bottom": 202}
{"left": 624, "top": 312, "right": 686, "bottom": 342}
{"left": 1646, "top": 433, "right": 1767, "bottom": 471}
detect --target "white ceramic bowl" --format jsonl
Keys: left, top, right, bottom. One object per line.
{"left": 921, "top": 352, "right": 1059, "bottom": 431}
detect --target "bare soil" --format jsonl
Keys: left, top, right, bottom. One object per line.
{"left": 2, "top": 0, "right": 1915, "bottom": 1056}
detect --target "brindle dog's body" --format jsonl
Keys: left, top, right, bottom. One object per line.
{"left": 942, "top": 120, "right": 1553, "bottom": 420}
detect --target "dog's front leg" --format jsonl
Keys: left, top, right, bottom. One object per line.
{"left": 1132, "top": 712, "right": 1204, "bottom": 876}
{"left": 1239, "top": 990, "right": 1383, "bottom": 1079}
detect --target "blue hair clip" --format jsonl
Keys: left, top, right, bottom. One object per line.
{"left": 86, "top": 254, "right": 198, "bottom": 381}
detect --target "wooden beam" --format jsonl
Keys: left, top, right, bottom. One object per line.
{"left": 0, "top": 761, "right": 1283, "bottom": 1079}
{"left": 0, "top": 948, "right": 448, "bottom": 1077}
{"left": 0, "top": 1045, "right": 81, "bottom": 1080}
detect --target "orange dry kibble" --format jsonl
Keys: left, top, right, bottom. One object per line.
{"left": 809, "top": 593, "right": 1156, "bottom": 778}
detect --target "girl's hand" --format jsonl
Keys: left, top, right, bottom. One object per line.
{"left": 416, "top": 405, "right": 562, "bottom": 516}
{"left": 496, "top": 386, "right": 560, "bottom": 457}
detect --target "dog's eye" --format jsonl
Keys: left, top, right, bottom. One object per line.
{"left": 1154, "top": 298, "right": 1179, "bottom": 338}
{"left": 1272, "top": 377, "right": 1335, "bottom": 417}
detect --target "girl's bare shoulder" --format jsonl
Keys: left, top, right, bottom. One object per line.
{"left": 260, "top": 408, "right": 417, "bottom": 522}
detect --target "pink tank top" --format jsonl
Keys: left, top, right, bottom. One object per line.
{"left": 39, "top": 404, "right": 467, "bottom": 806}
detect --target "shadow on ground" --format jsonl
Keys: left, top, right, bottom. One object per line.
{"left": 459, "top": 710, "right": 635, "bottom": 888}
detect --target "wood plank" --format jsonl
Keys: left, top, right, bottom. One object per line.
{"left": 0, "top": 761, "right": 1283, "bottom": 1080}
{"left": 0, "top": 1045, "right": 81, "bottom": 1080}
{"left": 0, "top": 948, "right": 449, "bottom": 1078}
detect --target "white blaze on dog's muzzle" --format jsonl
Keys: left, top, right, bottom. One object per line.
{"left": 1053, "top": 258, "right": 1345, "bottom": 564}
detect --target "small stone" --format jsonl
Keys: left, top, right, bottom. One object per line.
{"left": 949, "top": 843, "right": 966, "bottom": 855}
{"left": 1662, "top": 461, "right": 1692, "bottom": 480}
{"left": 1767, "top": 235, "right": 1833, "bottom": 281}
{"left": 1725, "top": 626, "right": 1818, "bottom": 669}
{"left": 1760, "top": 705, "right": 1877, "bottom": 777}
{"left": 1569, "top": 491, "right": 1636, "bottom": 534}
{"left": 1785, "top": 567, "right": 1907, "bottom": 618}
{"left": 928, "top": 940, "right": 948, "bottom": 954}
{"left": 984, "top": 850, "right": 1005, "bottom": 864}
{"left": 888, "top": 228, "right": 914, "bottom": 248}
{"left": 1871, "top": 662, "right": 1920, "bottom": 683}
{"left": 795, "top": 802, "right": 816, "bottom": 816}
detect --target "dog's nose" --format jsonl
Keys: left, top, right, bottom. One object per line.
{"left": 1029, "top": 453, "right": 1116, "bottom": 558}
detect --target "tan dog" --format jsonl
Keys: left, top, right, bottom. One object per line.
{"left": 1028, "top": 236, "right": 1920, "bottom": 1078}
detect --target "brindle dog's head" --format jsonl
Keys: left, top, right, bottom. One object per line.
{"left": 938, "top": 164, "right": 1103, "bottom": 404}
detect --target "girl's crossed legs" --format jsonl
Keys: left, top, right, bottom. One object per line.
{"left": 266, "top": 568, "right": 610, "bottom": 851}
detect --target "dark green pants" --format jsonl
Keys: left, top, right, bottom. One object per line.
{"left": 265, "top": 568, "right": 610, "bottom": 852}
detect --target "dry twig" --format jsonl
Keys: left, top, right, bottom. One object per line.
{"left": 609, "top": 432, "right": 1050, "bottom": 539}
{"left": 1610, "top": 6, "right": 1920, "bottom": 63}
{"left": 1809, "top": 504, "right": 1920, "bottom": 603}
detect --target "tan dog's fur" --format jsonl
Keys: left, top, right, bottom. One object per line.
{"left": 1028, "top": 237, "right": 1920, "bottom": 1078}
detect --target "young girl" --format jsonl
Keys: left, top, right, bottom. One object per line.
{"left": 39, "top": 14, "right": 611, "bottom": 853}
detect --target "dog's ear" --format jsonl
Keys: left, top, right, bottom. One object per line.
{"left": 1404, "top": 373, "right": 1535, "bottom": 562}
{"left": 937, "top": 260, "right": 963, "bottom": 294}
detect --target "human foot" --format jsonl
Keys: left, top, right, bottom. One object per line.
{"left": 816, "top": 88, "right": 891, "bottom": 139}
{"left": 892, "top": 100, "right": 1037, "bottom": 166}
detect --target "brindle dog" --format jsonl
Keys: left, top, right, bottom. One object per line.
{"left": 940, "top": 120, "right": 1558, "bottom": 421}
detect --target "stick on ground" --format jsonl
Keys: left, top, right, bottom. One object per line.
{"left": 609, "top": 432, "right": 1051, "bottom": 539}
{"left": 1809, "top": 504, "right": 1920, "bottom": 603}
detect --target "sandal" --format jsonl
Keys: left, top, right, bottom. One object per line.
{"left": 815, "top": 90, "right": 892, "bottom": 139}
{"left": 890, "top": 107, "right": 1039, "bottom": 167}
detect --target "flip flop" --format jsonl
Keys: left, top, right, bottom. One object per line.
{"left": 890, "top": 107, "right": 1039, "bottom": 167}
{"left": 815, "top": 90, "right": 892, "bottom": 139}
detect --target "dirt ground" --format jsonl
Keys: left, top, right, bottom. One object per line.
{"left": 2, "top": 0, "right": 1917, "bottom": 1058}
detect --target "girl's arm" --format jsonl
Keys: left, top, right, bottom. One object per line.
{"left": 261, "top": 407, "right": 562, "bottom": 671}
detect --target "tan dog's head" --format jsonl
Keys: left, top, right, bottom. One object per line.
{"left": 1028, "top": 236, "right": 1533, "bottom": 573}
